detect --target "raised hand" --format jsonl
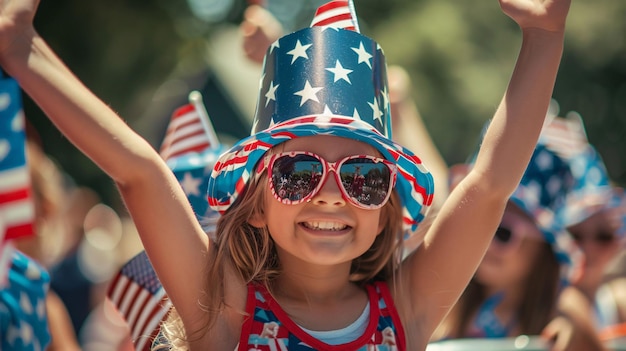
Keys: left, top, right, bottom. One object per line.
{"left": 240, "top": 4, "right": 283, "bottom": 64}
{"left": 0, "top": 0, "right": 39, "bottom": 55}
{"left": 499, "top": 0, "right": 572, "bottom": 32}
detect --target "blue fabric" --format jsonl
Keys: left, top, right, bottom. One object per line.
{"left": 1, "top": 250, "right": 51, "bottom": 350}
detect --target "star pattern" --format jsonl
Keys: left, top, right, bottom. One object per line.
{"left": 368, "top": 97, "right": 383, "bottom": 125}
{"left": 1, "top": 251, "right": 51, "bottom": 350}
{"left": 254, "top": 27, "right": 389, "bottom": 135}
{"left": 326, "top": 60, "right": 353, "bottom": 83}
{"left": 179, "top": 171, "right": 202, "bottom": 197}
{"left": 507, "top": 144, "right": 582, "bottom": 283}
{"left": 294, "top": 81, "right": 324, "bottom": 106}
{"left": 208, "top": 26, "right": 435, "bottom": 235}
{"left": 264, "top": 81, "right": 279, "bottom": 107}
{"left": 351, "top": 41, "right": 373, "bottom": 69}
{"left": 287, "top": 40, "right": 312, "bottom": 64}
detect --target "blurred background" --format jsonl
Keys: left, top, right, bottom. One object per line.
{"left": 24, "top": 0, "right": 626, "bottom": 210}
{"left": 11, "top": 1, "right": 625, "bottom": 349}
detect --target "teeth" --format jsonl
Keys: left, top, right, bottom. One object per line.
{"left": 303, "top": 221, "right": 348, "bottom": 231}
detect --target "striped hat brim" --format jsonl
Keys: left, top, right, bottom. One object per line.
{"left": 207, "top": 115, "right": 435, "bottom": 234}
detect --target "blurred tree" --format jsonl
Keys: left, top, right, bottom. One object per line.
{"left": 369, "top": 0, "right": 626, "bottom": 186}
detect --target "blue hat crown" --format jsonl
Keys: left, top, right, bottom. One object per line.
{"left": 252, "top": 4, "right": 391, "bottom": 138}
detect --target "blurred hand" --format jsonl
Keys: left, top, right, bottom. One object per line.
{"left": 542, "top": 286, "right": 607, "bottom": 351}
{"left": 499, "top": 0, "right": 572, "bottom": 33}
{"left": 240, "top": 4, "right": 283, "bottom": 64}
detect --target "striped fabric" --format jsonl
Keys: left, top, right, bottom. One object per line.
{"left": 160, "top": 101, "right": 215, "bottom": 161}
{"left": 107, "top": 251, "right": 172, "bottom": 351}
{"left": 310, "top": 0, "right": 357, "bottom": 30}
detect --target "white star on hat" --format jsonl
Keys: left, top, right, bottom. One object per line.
{"left": 326, "top": 60, "right": 353, "bottom": 84}
{"left": 265, "top": 81, "right": 279, "bottom": 107}
{"left": 294, "top": 81, "right": 323, "bottom": 107}
{"left": 368, "top": 97, "right": 383, "bottom": 125}
{"left": 287, "top": 40, "right": 312, "bottom": 64}
{"left": 351, "top": 42, "right": 372, "bottom": 69}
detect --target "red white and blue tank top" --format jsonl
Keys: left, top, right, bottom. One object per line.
{"left": 237, "top": 281, "right": 406, "bottom": 350}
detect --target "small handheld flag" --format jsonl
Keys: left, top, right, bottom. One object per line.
{"left": 107, "top": 251, "right": 170, "bottom": 351}
{"left": 108, "top": 91, "right": 224, "bottom": 350}
{"left": 310, "top": 0, "right": 358, "bottom": 31}
{"left": 0, "top": 73, "right": 35, "bottom": 288}
{"left": 0, "top": 73, "right": 51, "bottom": 350}
{"left": 159, "top": 91, "right": 221, "bottom": 161}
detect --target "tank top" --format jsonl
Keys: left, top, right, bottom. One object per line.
{"left": 237, "top": 281, "right": 405, "bottom": 350}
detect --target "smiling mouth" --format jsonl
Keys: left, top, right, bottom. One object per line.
{"left": 301, "top": 221, "right": 350, "bottom": 231}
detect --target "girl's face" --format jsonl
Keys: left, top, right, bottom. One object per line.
{"left": 249, "top": 135, "right": 387, "bottom": 268}
{"left": 568, "top": 207, "right": 623, "bottom": 286}
{"left": 476, "top": 203, "right": 545, "bottom": 291}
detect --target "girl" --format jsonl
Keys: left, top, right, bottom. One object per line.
{"left": 433, "top": 143, "right": 604, "bottom": 350}
{"left": 542, "top": 115, "right": 626, "bottom": 336}
{"left": 0, "top": 0, "right": 572, "bottom": 350}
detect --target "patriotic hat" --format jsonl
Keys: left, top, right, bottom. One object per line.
{"left": 207, "top": 1, "right": 434, "bottom": 233}
{"left": 467, "top": 120, "right": 583, "bottom": 283}
{"left": 540, "top": 114, "right": 626, "bottom": 238}
{"left": 508, "top": 144, "right": 583, "bottom": 283}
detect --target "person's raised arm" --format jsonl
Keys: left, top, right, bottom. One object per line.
{"left": 0, "top": 0, "right": 212, "bottom": 328}
{"left": 398, "top": 0, "right": 572, "bottom": 338}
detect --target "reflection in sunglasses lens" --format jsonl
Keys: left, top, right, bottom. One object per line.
{"left": 272, "top": 154, "right": 323, "bottom": 202}
{"left": 270, "top": 154, "right": 392, "bottom": 207}
{"left": 495, "top": 227, "right": 512, "bottom": 243}
{"left": 340, "top": 158, "right": 391, "bottom": 206}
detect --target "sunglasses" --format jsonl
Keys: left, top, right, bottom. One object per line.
{"left": 570, "top": 231, "right": 617, "bottom": 245}
{"left": 494, "top": 226, "right": 514, "bottom": 244}
{"left": 259, "top": 151, "right": 397, "bottom": 209}
{"left": 492, "top": 225, "right": 543, "bottom": 250}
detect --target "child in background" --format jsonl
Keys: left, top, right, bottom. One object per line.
{"left": 433, "top": 141, "right": 604, "bottom": 351}
{"left": 541, "top": 114, "right": 626, "bottom": 336}
{"left": 0, "top": 0, "right": 573, "bottom": 349}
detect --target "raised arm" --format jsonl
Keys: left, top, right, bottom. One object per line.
{"left": 0, "top": 0, "right": 211, "bottom": 326}
{"left": 398, "top": 0, "right": 572, "bottom": 337}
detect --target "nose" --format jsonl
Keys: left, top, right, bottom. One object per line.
{"left": 311, "top": 171, "right": 346, "bottom": 207}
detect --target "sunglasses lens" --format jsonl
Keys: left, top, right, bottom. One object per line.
{"left": 573, "top": 231, "right": 616, "bottom": 245}
{"left": 271, "top": 154, "right": 323, "bottom": 202}
{"left": 495, "top": 227, "right": 513, "bottom": 244}
{"left": 595, "top": 232, "right": 616, "bottom": 244}
{"left": 340, "top": 158, "right": 392, "bottom": 207}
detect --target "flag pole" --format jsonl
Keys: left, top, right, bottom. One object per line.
{"left": 188, "top": 91, "right": 220, "bottom": 150}
{"left": 348, "top": 0, "right": 360, "bottom": 32}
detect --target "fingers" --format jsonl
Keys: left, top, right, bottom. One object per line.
{"left": 240, "top": 5, "right": 283, "bottom": 64}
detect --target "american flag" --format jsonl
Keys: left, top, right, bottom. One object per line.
{"left": 159, "top": 91, "right": 220, "bottom": 161}
{"left": 108, "top": 91, "right": 222, "bottom": 349}
{"left": 107, "top": 251, "right": 172, "bottom": 351}
{"left": 310, "top": 0, "right": 357, "bottom": 31}
{"left": 1, "top": 75, "right": 35, "bottom": 287}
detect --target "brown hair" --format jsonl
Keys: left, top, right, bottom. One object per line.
{"left": 441, "top": 241, "right": 560, "bottom": 338}
{"left": 160, "top": 171, "right": 405, "bottom": 347}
